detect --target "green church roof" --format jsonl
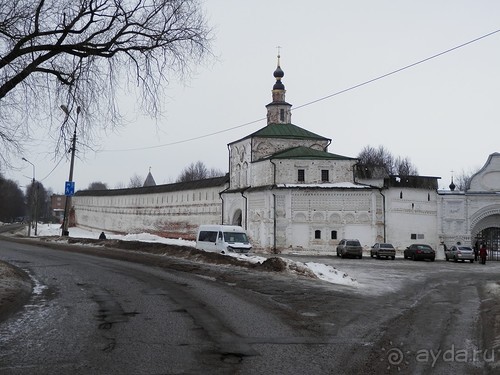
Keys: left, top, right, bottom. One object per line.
{"left": 252, "top": 123, "right": 329, "bottom": 139}
{"left": 229, "top": 123, "right": 330, "bottom": 145}
{"left": 269, "top": 146, "right": 356, "bottom": 160}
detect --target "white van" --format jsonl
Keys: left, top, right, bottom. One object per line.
{"left": 196, "top": 225, "right": 252, "bottom": 253}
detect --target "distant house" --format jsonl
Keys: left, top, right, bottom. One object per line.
{"left": 72, "top": 57, "right": 500, "bottom": 254}
{"left": 51, "top": 194, "right": 66, "bottom": 223}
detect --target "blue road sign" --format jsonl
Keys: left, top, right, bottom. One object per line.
{"left": 65, "top": 181, "right": 75, "bottom": 196}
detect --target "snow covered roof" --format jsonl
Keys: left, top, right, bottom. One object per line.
{"left": 276, "top": 182, "right": 371, "bottom": 189}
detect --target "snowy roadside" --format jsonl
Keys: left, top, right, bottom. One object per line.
{"left": 8, "top": 223, "right": 359, "bottom": 287}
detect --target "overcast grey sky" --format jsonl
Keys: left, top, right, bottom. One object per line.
{"left": 8, "top": 1, "right": 500, "bottom": 193}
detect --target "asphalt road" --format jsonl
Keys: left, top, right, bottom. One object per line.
{"left": 0, "top": 237, "right": 499, "bottom": 374}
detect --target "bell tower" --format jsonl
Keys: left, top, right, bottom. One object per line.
{"left": 265, "top": 53, "right": 292, "bottom": 125}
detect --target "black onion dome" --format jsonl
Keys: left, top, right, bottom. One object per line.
{"left": 449, "top": 177, "right": 456, "bottom": 191}
{"left": 273, "top": 65, "right": 284, "bottom": 79}
{"left": 273, "top": 80, "right": 285, "bottom": 90}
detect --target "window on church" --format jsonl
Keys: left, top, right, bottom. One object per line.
{"left": 314, "top": 230, "right": 321, "bottom": 239}
{"left": 298, "top": 169, "right": 305, "bottom": 182}
{"left": 331, "top": 230, "right": 337, "bottom": 240}
{"left": 280, "top": 108, "right": 285, "bottom": 122}
{"left": 321, "top": 170, "right": 329, "bottom": 182}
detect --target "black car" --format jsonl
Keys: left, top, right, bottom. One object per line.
{"left": 404, "top": 244, "right": 435, "bottom": 261}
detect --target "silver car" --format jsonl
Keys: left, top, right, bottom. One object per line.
{"left": 370, "top": 243, "right": 396, "bottom": 260}
{"left": 445, "top": 245, "right": 475, "bottom": 263}
{"left": 336, "top": 239, "right": 363, "bottom": 259}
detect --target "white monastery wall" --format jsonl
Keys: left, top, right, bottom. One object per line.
{"left": 438, "top": 192, "right": 500, "bottom": 247}
{"left": 73, "top": 184, "right": 224, "bottom": 240}
{"left": 384, "top": 187, "right": 438, "bottom": 250}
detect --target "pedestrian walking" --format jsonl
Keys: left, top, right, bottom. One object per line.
{"left": 479, "top": 243, "right": 488, "bottom": 265}
{"left": 99, "top": 231, "right": 107, "bottom": 240}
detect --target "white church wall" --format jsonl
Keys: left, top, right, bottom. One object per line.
{"left": 245, "top": 188, "right": 377, "bottom": 253}
{"left": 272, "top": 159, "right": 356, "bottom": 184}
{"left": 249, "top": 160, "right": 274, "bottom": 187}
{"left": 229, "top": 139, "right": 252, "bottom": 189}
{"left": 251, "top": 137, "right": 329, "bottom": 162}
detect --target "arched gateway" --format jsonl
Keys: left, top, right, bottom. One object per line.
{"left": 439, "top": 153, "right": 500, "bottom": 260}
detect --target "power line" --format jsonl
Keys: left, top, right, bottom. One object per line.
{"left": 39, "top": 154, "right": 66, "bottom": 183}
{"left": 101, "top": 28, "right": 500, "bottom": 153}
{"left": 293, "top": 28, "right": 500, "bottom": 111}
{"left": 101, "top": 116, "right": 266, "bottom": 152}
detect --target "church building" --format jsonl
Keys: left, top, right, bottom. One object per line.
{"left": 72, "top": 57, "right": 500, "bottom": 255}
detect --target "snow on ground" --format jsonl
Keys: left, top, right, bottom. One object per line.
{"left": 20, "top": 224, "right": 359, "bottom": 287}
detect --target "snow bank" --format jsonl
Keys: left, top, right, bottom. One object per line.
{"left": 28, "top": 224, "right": 358, "bottom": 287}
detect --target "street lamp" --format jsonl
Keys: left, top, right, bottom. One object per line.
{"left": 61, "top": 105, "right": 81, "bottom": 237}
{"left": 22, "top": 157, "right": 38, "bottom": 236}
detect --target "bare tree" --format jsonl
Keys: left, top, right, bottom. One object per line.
{"left": 394, "top": 156, "right": 418, "bottom": 176}
{"left": 453, "top": 168, "right": 480, "bottom": 191}
{"left": 87, "top": 181, "right": 108, "bottom": 190}
{"left": 128, "top": 174, "right": 143, "bottom": 188}
{"left": 357, "top": 145, "right": 418, "bottom": 176}
{"left": 357, "top": 145, "right": 394, "bottom": 175}
{"left": 0, "top": 0, "right": 212, "bottom": 165}
{"left": 177, "top": 161, "right": 224, "bottom": 182}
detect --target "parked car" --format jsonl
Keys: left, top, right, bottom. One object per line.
{"left": 370, "top": 243, "right": 396, "bottom": 260}
{"left": 336, "top": 239, "right": 363, "bottom": 259}
{"left": 445, "top": 245, "right": 475, "bottom": 263}
{"left": 404, "top": 244, "right": 436, "bottom": 261}
{"left": 196, "top": 225, "right": 252, "bottom": 253}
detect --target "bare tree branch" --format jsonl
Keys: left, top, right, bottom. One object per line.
{"left": 357, "top": 145, "right": 419, "bottom": 177}
{"left": 0, "top": 0, "right": 212, "bottom": 165}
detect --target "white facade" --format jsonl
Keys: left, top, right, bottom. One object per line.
{"left": 72, "top": 59, "right": 500, "bottom": 255}
{"left": 74, "top": 178, "right": 228, "bottom": 239}
{"left": 437, "top": 153, "right": 500, "bottom": 248}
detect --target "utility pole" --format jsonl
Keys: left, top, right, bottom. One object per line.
{"left": 61, "top": 105, "right": 80, "bottom": 237}
{"left": 22, "top": 157, "right": 37, "bottom": 236}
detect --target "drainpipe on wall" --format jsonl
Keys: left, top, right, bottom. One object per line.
{"left": 272, "top": 193, "right": 277, "bottom": 252}
{"left": 241, "top": 188, "right": 250, "bottom": 230}
{"left": 378, "top": 188, "right": 387, "bottom": 242}
{"left": 352, "top": 162, "right": 359, "bottom": 184}
{"left": 325, "top": 139, "right": 332, "bottom": 152}
{"left": 270, "top": 160, "right": 277, "bottom": 252}
{"left": 270, "top": 159, "right": 277, "bottom": 186}
{"left": 219, "top": 186, "right": 230, "bottom": 225}
{"left": 227, "top": 144, "right": 232, "bottom": 183}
